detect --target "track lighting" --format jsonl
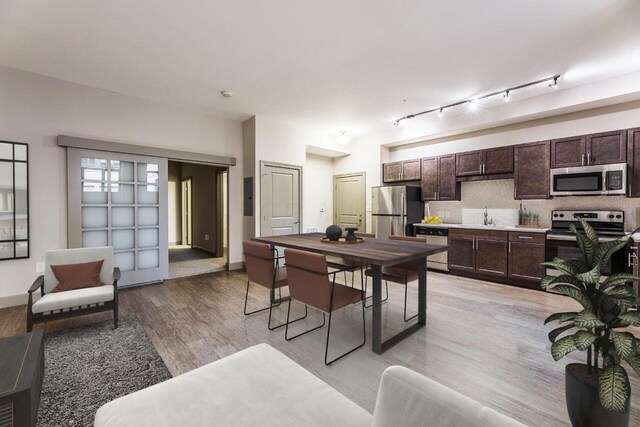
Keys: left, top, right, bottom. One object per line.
{"left": 392, "top": 75, "right": 560, "bottom": 126}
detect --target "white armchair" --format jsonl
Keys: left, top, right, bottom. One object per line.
{"left": 27, "top": 247, "right": 120, "bottom": 331}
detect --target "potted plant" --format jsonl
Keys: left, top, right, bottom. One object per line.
{"left": 543, "top": 218, "right": 640, "bottom": 427}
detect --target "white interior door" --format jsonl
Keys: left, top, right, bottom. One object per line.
{"left": 333, "top": 172, "right": 365, "bottom": 231}
{"left": 67, "top": 148, "right": 168, "bottom": 286}
{"left": 260, "top": 163, "right": 301, "bottom": 236}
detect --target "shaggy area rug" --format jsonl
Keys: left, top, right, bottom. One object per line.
{"left": 37, "top": 316, "right": 172, "bottom": 427}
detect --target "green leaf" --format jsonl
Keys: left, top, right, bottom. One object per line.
{"left": 616, "top": 312, "right": 640, "bottom": 327}
{"left": 553, "top": 285, "right": 593, "bottom": 311}
{"left": 551, "top": 335, "right": 578, "bottom": 361}
{"left": 598, "top": 365, "right": 630, "bottom": 413}
{"left": 573, "top": 331, "right": 598, "bottom": 351}
{"left": 542, "top": 275, "right": 586, "bottom": 292}
{"left": 575, "top": 264, "right": 601, "bottom": 285}
{"left": 574, "top": 310, "right": 606, "bottom": 328}
{"left": 624, "top": 354, "right": 640, "bottom": 376}
{"left": 611, "top": 331, "right": 637, "bottom": 359}
{"left": 607, "top": 285, "right": 637, "bottom": 298}
{"left": 544, "top": 312, "right": 578, "bottom": 325}
{"left": 549, "top": 323, "right": 575, "bottom": 343}
{"left": 600, "top": 273, "right": 640, "bottom": 290}
{"left": 572, "top": 224, "right": 595, "bottom": 265}
{"left": 542, "top": 259, "right": 581, "bottom": 276}
{"left": 594, "top": 236, "right": 631, "bottom": 270}
{"left": 578, "top": 218, "right": 599, "bottom": 247}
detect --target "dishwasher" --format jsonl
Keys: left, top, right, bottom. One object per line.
{"left": 414, "top": 226, "right": 449, "bottom": 272}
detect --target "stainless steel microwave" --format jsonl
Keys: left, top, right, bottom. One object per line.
{"left": 550, "top": 163, "right": 626, "bottom": 196}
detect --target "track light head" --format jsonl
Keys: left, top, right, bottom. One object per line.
{"left": 549, "top": 77, "right": 558, "bottom": 89}
{"left": 503, "top": 90, "right": 510, "bottom": 101}
{"left": 392, "top": 121, "right": 400, "bottom": 128}
{"left": 438, "top": 108, "right": 444, "bottom": 118}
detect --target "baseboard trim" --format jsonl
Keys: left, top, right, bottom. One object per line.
{"left": 0, "top": 293, "right": 28, "bottom": 309}
{"left": 228, "top": 261, "right": 244, "bottom": 271}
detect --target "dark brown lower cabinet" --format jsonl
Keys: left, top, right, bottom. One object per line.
{"left": 449, "top": 228, "right": 544, "bottom": 289}
{"left": 476, "top": 239, "right": 508, "bottom": 276}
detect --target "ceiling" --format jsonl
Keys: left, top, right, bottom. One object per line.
{"left": 1, "top": 0, "right": 639, "bottom": 139}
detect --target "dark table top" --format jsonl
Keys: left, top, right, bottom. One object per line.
{"left": 252, "top": 233, "right": 448, "bottom": 267}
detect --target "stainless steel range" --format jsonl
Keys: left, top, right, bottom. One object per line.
{"left": 545, "top": 210, "right": 628, "bottom": 278}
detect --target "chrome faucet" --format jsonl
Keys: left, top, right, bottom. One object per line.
{"left": 484, "top": 206, "right": 494, "bottom": 226}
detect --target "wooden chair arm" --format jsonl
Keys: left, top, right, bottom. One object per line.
{"left": 28, "top": 275, "right": 44, "bottom": 295}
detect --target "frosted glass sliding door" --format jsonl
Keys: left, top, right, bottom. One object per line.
{"left": 67, "top": 148, "right": 168, "bottom": 286}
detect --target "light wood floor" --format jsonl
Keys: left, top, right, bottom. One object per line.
{"left": 1, "top": 270, "right": 638, "bottom": 426}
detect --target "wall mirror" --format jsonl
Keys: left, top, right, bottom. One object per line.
{"left": 0, "top": 141, "right": 29, "bottom": 260}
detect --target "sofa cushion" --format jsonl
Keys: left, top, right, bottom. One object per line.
{"left": 31, "top": 285, "right": 114, "bottom": 314}
{"left": 94, "top": 343, "right": 373, "bottom": 427}
{"left": 372, "top": 366, "right": 525, "bottom": 427}
{"left": 44, "top": 247, "right": 114, "bottom": 293}
{"left": 50, "top": 260, "right": 104, "bottom": 292}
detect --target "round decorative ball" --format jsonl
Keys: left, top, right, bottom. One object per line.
{"left": 325, "top": 225, "right": 342, "bottom": 241}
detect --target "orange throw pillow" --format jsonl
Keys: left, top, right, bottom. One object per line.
{"left": 50, "top": 260, "right": 105, "bottom": 293}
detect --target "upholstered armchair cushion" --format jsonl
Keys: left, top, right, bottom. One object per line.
{"left": 31, "top": 285, "right": 114, "bottom": 314}
{"left": 43, "top": 247, "right": 114, "bottom": 293}
{"left": 372, "top": 366, "right": 525, "bottom": 427}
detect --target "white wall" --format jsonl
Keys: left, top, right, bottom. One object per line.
{"left": 168, "top": 161, "right": 181, "bottom": 245}
{"left": 303, "top": 154, "right": 333, "bottom": 232}
{"left": 0, "top": 66, "right": 243, "bottom": 307}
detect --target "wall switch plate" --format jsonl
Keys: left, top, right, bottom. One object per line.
{"left": 36, "top": 262, "right": 45, "bottom": 273}
{"left": 205, "top": 234, "right": 209, "bottom": 241}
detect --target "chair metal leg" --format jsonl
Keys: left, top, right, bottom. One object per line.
{"left": 268, "top": 300, "right": 307, "bottom": 330}
{"left": 243, "top": 281, "right": 284, "bottom": 316}
{"left": 285, "top": 299, "right": 326, "bottom": 341}
{"left": 363, "top": 276, "right": 388, "bottom": 309}
{"left": 325, "top": 300, "right": 367, "bottom": 365}
{"left": 403, "top": 281, "right": 418, "bottom": 322}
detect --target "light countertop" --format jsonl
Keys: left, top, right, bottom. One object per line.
{"left": 413, "top": 222, "right": 549, "bottom": 233}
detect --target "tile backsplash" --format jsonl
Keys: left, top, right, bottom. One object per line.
{"left": 427, "top": 178, "right": 640, "bottom": 230}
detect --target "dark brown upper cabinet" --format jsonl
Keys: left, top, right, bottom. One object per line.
{"left": 586, "top": 129, "right": 626, "bottom": 165}
{"left": 550, "top": 136, "right": 585, "bottom": 168}
{"left": 627, "top": 127, "right": 640, "bottom": 197}
{"left": 382, "top": 162, "right": 402, "bottom": 183}
{"left": 514, "top": 140, "right": 551, "bottom": 200}
{"left": 455, "top": 150, "right": 483, "bottom": 177}
{"left": 455, "top": 146, "right": 513, "bottom": 180}
{"left": 421, "top": 155, "right": 460, "bottom": 201}
{"left": 382, "top": 159, "right": 421, "bottom": 183}
{"left": 402, "top": 159, "right": 422, "bottom": 181}
{"left": 551, "top": 130, "right": 626, "bottom": 168}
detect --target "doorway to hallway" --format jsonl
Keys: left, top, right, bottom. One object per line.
{"left": 168, "top": 161, "right": 228, "bottom": 278}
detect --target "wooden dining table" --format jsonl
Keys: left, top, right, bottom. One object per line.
{"left": 252, "top": 233, "right": 448, "bottom": 354}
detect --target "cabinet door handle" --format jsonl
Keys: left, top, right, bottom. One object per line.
{"left": 581, "top": 153, "right": 585, "bottom": 166}
{"left": 518, "top": 236, "right": 533, "bottom": 239}
{"left": 508, "top": 242, "right": 511, "bottom": 253}
{"left": 587, "top": 153, "right": 591, "bottom": 165}
{"left": 434, "top": 192, "right": 437, "bottom": 200}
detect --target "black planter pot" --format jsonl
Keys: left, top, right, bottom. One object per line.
{"left": 565, "top": 363, "right": 629, "bottom": 427}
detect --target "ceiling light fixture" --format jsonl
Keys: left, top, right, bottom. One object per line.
{"left": 392, "top": 74, "right": 560, "bottom": 126}
{"left": 220, "top": 90, "right": 233, "bottom": 98}
{"left": 438, "top": 108, "right": 444, "bottom": 118}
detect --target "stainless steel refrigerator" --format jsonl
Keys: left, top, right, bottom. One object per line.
{"left": 372, "top": 186, "right": 423, "bottom": 239}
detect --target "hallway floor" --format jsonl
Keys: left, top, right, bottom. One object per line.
{"left": 168, "top": 245, "right": 226, "bottom": 278}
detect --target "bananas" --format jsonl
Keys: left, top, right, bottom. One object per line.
{"left": 421, "top": 215, "right": 442, "bottom": 224}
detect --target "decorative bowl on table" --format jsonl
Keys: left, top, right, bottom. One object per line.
{"left": 325, "top": 225, "right": 342, "bottom": 241}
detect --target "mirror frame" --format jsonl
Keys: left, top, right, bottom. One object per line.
{"left": 0, "top": 140, "right": 29, "bottom": 261}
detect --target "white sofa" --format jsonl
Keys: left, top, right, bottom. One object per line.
{"left": 94, "top": 344, "right": 525, "bottom": 427}
{"left": 27, "top": 247, "right": 119, "bottom": 331}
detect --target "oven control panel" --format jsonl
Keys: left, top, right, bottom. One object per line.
{"left": 606, "top": 170, "right": 624, "bottom": 190}
{"left": 551, "top": 210, "right": 624, "bottom": 223}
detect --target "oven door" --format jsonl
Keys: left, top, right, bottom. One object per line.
{"left": 545, "top": 234, "right": 629, "bottom": 282}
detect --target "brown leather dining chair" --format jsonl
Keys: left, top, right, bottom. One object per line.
{"left": 283, "top": 248, "right": 366, "bottom": 365}
{"left": 364, "top": 235, "right": 426, "bottom": 322}
{"left": 243, "top": 241, "right": 307, "bottom": 330}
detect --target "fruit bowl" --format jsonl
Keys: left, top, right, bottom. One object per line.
{"left": 421, "top": 215, "right": 442, "bottom": 224}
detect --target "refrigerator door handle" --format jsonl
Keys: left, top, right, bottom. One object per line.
{"left": 401, "top": 193, "right": 406, "bottom": 236}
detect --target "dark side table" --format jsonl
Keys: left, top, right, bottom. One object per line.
{"left": 0, "top": 330, "right": 44, "bottom": 427}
